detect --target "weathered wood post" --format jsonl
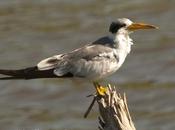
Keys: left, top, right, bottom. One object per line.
{"left": 85, "top": 84, "right": 136, "bottom": 130}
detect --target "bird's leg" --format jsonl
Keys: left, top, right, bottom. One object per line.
{"left": 84, "top": 82, "right": 107, "bottom": 118}
{"left": 93, "top": 81, "right": 107, "bottom": 96}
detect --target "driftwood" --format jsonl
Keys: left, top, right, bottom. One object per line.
{"left": 85, "top": 84, "right": 136, "bottom": 130}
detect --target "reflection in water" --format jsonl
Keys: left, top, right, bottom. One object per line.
{"left": 0, "top": 0, "right": 175, "bottom": 130}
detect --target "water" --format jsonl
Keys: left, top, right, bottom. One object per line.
{"left": 0, "top": 0, "right": 175, "bottom": 130}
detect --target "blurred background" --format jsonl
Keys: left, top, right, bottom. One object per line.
{"left": 0, "top": 0, "right": 174, "bottom": 130}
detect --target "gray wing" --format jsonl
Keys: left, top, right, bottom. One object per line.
{"left": 37, "top": 54, "right": 71, "bottom": 76}
{"left": 37, "top": 37, "right": 118, "bottom": 77}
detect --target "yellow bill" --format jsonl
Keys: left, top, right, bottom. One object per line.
{"left": 127, "top": 23, "right": 158, "bottom": 31}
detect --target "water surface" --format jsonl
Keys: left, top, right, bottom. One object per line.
{"left": 0, "top": 0, "right": 175, "bottom": 130}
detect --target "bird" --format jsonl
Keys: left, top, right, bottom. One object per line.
{"left": 0, "top": 18, "right": 157, "bottom": 84}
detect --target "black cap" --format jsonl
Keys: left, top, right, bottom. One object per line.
{"left": 109, "top": 22, "right": 126, "bottom": 33}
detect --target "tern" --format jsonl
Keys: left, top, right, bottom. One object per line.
{"left": 0, "top": 18, "right": 157, "bottom": 86}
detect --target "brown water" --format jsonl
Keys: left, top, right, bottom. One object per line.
{"left": 0, "top": 0, "right": 175, "bottom": 130}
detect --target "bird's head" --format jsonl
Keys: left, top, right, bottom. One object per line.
{"left": 109, "top": 18, "right": 158, "bottom": 34}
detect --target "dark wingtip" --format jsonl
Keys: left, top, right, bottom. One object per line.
{"left": 0, "top": 76, "right": 22, "bottom": 80}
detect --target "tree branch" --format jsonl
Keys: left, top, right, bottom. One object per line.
{"left": 96, "top": 84, "right": 136, "bottom": 130}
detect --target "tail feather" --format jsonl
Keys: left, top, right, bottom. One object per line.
{"left": 0, "top": 66, "right": 73, "bottom": 80}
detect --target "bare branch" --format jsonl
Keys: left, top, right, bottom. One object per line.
{"left": 96, "top": 84, "right": 136, "bottom": 130}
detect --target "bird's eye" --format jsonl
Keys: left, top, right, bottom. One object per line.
{"left": 121, "top": 23, "right": 126, "bottom": 27}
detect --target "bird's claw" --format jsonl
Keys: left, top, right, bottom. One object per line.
{"left": 93, "top": 82, "right": 107, "bottom": 96}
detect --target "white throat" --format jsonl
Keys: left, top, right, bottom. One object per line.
{"left": 112, "top": 30, "right": 133, "bottom": 54}
{"left": 108, "top": 30, "right": 134, "bottom": 68}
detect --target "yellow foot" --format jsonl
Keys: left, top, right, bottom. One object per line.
{"left": 93, "top": 82, "right": 107, "bottom": 96}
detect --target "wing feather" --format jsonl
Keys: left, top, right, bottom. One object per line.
{"left": 37, "top": 36, "right": 118, "bottom": 78}
{"left": 37, "top": 54, "right": 64, "bottom": 70}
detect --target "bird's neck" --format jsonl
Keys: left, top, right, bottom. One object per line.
{"left": 112, "top": 32, "right": 133, "bottom": 54}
